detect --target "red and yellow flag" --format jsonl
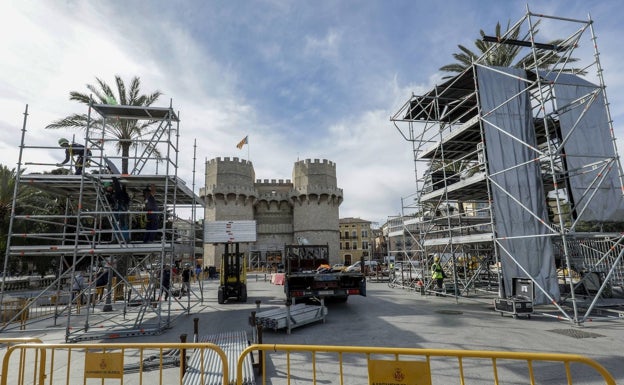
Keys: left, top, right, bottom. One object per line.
{"left": 236, "top": 136, "right": 248, "bottom": 149}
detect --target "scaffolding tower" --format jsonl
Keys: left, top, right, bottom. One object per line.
{"left": 390, "top": 7, "right": 624, "bottom": 325}
{"left": 1, "top": 101, "right": 204, "bottom": 341}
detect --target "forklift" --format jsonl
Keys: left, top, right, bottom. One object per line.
{"left": 217, "top": 243, "right": 248, "bottom": 304}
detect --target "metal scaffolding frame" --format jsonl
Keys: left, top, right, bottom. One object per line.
{"left": 1, "top": 101, "right": 204, "bottom": 341}
{"left": 390, "top": 7, "right": 624, "bottom": 324}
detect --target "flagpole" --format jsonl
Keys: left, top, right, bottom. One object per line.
{"left": 247, "top": 137, "right": 250, "bottom": 162}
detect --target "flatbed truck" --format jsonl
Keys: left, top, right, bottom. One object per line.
{"left": 284, "top": 244, "right": 366, "bottom": 303}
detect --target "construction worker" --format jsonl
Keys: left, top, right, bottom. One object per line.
{"left": 142, "top": 184, "right": 159, "bottom": 243}
{"left": 431, "top": 254, "right": 445, "bottom": 293}
{"left": 179, "top": 266, "right": 191, "bottom": 298}
{"left": 104, "top": 178, "right": 131, "bottom": 241}
{"left": 57, "top": 138, "right": 91, "bottom": 175}
{"left": 159, "top": 266, "right": 171, "bottom": 301}
{"left": 95, "top": 269, "right": 109, "bottom": 302}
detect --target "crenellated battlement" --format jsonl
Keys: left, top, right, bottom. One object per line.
{"left": 294, "top": 158, "right": 336, "bottom": 168}
{"left": 207, "top": 157, "right": 253, "bottom": 166}
{"left": 295, "top": 159, "right": 336, "bottom": 171}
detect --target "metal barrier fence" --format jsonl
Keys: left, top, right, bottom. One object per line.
{"left": 0, "top": 343, "right": 229, "bottom": 385}
{"left": 1, "top": 296, "right": 63, "bottom": 328}
{"left": 0, "top": 338, "right": 44, "bottom": 385}
{"left": 0, "top": 342, "right": 617, "bottom": 385}
{"left": 238, "top": 344, "right": 617, "bottom": 385}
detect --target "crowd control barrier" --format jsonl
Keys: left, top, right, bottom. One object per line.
{"left": 237, "top": 344, "right": 617, "bottom": 385}
{"left": 0, "top": 342, "right": 229, "bottom": 385}
{"left": 0, "top": 338, "right": 44, "bottom": 385}
{"left": 0, "top": 341, "right": 617, "bottom": 385}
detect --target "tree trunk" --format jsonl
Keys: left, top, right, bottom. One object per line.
{"left": 121, "top": 145, "right": 130, "bottom": 174}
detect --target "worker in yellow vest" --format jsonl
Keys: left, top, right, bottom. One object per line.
{"left": 431, "top": 254, "right": 445, "bottom": 293}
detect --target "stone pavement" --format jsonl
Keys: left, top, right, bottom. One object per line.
{"left": 6, "top": 273, "right": 624, "bottom": 383}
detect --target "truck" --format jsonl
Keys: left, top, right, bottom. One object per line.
{"left": 283, "top": 244, "right": 366, "bottom": 303}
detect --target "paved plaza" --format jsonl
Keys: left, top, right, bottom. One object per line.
{"left": 5, "top": 274, "right": 624, "bottom": 383}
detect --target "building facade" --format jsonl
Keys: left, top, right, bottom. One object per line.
{"left": 338, "top": 217, "right": 373, "bottom": 266}
{"left": 200, "top": 157, "right": 343, "bottom": 267}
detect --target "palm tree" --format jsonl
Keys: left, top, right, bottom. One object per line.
{"left": 0, "top": 165, "right": 18, "bottom": 257}
{"left": 439, "top": 20, "right": 585, "bottom": 78}
{"left": 46, "top": 76, "right": 162, "bottom": 174}
{"left": 0, "top": 165, "right": 61, "bottom": 274}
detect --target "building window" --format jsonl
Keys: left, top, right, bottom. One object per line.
{"left": 344, "top": 231, "right": 349, "bottom": 239}
{"left": 361, "top": 230, "right": 368, "bottom": 238}
{"left": 353, "top": 243, "right": 358, "bottom": 250}
{"left": 351, "top": 230, "right": 357, "bottom": 238}
{"left": 345, "top": 242, "right": 350, "bottom": 250}
{"left": 362, "top": 241, "right": 369, "bottom": 250}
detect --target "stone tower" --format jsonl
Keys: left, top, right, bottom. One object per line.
{"left": 291, "top": 159, "right": 343, "bottom": 258}
{"left": 203, "top": 157, "right": 256, "bottom": 266}
{"left": 201, "top": 157, "right": 343, "bottom": 267}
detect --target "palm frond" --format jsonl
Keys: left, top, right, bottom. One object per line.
{"left": 116, "top": 75, "right": 128, "bottom": 105}
{"left": 95, "top": 77, "right": 115, "bottom": 100}
{"left": 85, "top": 85, "right": 109, "bottom": 104}
{"left": 69, "top": 92, "right": 92, "bottom": 105}
{"left": 128, "top": 77, "right": 141, "bottom": 102}
{"left": 45, "top": 114, "right": 90, "bottom": 130}
{"left": 439, "top": 18, "right": 585, "bottom": 77}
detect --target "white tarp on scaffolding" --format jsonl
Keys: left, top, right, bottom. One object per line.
{"left": 477, "top": 66, "right": 559, "bottom": 304}
{"left": 547, "top": 73, "right": 624, "bottom": 222}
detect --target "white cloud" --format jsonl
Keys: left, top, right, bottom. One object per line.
{"left": 1, "top": 0, "right": 623, "bottom": 226}
{"left": 304, "top": 29, "right": 342, "bottom": 59}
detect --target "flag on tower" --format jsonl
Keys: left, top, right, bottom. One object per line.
{"left": 236, "top": 135, "right": 248, "bottom": 149}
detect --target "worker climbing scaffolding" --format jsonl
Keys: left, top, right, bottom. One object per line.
{"left": 57, "top": 137, "right": 92, "bottom": 175}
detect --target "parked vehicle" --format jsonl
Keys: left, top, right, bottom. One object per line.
{"left": 345, "top": 260, "right": 380, "bottom": 274}
{"left": 332, "top": 263, "right": 346, "bottom": 271}
{"left": 284, "top": 245, "right": 366, "bottom": 303}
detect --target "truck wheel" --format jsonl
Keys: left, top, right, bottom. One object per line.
{"left": 217, "top": 287, "right": 225, "bottom": 304}
{"left": 335, "top": 295, "right": 348, "bottom": 303}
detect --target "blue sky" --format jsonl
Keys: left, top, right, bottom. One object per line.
{"left": 1, "top": 1, "right": 623, "bottom": 225}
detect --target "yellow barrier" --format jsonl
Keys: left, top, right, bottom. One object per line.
{"left": 0, "top": 338, "right": 45, "bottom": 385}
{"left": 2, "top": 342, "right": 617, "bottom": 385}
{"left": 0, "top": 343, "right": 229, "bottom": 385}
{"left": 238, "top": 344, "right": 616, "bottom": 385}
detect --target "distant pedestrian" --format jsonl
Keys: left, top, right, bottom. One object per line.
{"left": 160, "top": 266, "right": 171, "bottom": 300}
{"left": 57, "top": 138, "right": 91, "bottom": 175}
{"left": 179, "top": 266, "right": 191, "bottom": 298}
{"left": 95, "top": 269, "right": 109, "bottom": 301}
{"left": 71, "top": 271, "right": 85, "bottom": 304}
{"left": 195, "top": 264, "right": 202, "bottom": 282}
